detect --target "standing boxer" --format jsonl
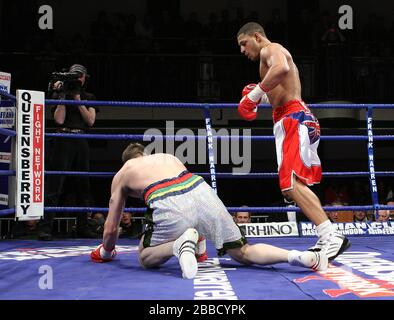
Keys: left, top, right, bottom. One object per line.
{"left": 236, "top": 22, "right": 350, "bottom": 260}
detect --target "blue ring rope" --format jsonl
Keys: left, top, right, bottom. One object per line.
{"left": 1, "top": 205, "right": 394, "bottom": 216}
{"left": 0, "top": 128, "right": 16, "bottom": 137}
{"left": 2, "top": 170, "right": 394, "bottom": 178}
{"left": 44, "top": 132, "right": 394, "bottom": 141}
{"left": 42, "top": 98, "right": 394, "bottom": 109}
{"left": 2, "top": 89, "right": 394, "bottom": 109}
{"left": 0, "top": 90, "right": 16, "bottom": 100}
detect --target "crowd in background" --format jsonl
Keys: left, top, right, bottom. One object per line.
{"left": 2, "top": 7, "right": 394, "bottom": 57}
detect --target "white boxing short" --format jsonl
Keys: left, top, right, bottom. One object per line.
{"left": 272, "top": 100, "right": 322, "bottom": 191}
{"left": 142, "top": 171, "right": 247, "bottom": 255}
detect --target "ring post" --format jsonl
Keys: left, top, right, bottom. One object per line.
{"left": 366, "top": 106, "right": 380, "bottom": 219}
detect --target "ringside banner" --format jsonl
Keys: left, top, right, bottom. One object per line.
{"left": 15, "top": 90, "right": 45, "bottom": 221}
{"left": 0, "top": 72, "right": 11, "bottom": 99}
{"left": 0, "top": 71, "right": 15, "bottom": 128}
{"left": 239, "top": 222, "right": 299, "bottom": 237}
{"left": 299, "top": 221, "right": 394, "bottom": 236}
{"left": 0, "top": 71, "right": 12, "bottom": 209}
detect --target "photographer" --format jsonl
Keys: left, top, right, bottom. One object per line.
{"left": 38, "top": 64, "right": 99, "bottom": 240}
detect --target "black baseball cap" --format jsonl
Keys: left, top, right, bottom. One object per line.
{"left": 69, "top": 64, "right": 89, "bottom": 77}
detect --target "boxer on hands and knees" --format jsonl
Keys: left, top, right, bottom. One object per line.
{"left": 91, "top": 143, "right": 328, "bottom": 279}
{"left": 237, "top": 22, "right": 350, "bottom": 260}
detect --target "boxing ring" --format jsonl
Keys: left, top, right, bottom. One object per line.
{"left": 1, "top": 89, "right": 394, "bottom": 300}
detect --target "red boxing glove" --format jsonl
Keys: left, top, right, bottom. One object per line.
{"left": 91, "top": 244, "right": 117, "bottom": 263}
{"left": 195, "top": 235, "right": 208, "bottom": 263}
{"left": 238, "top": 95, "right": 258, "bottom": 121}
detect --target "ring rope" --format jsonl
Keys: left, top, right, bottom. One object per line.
{"left": 2, "top": 205, "right": 394, "bottom": 217}
{"left": 2, "top": 89, "right": 394, "bottom": 109}
{"left": 44, "top": 132, "right": 394, "bottom": 141}
{"left": 2, "top": 170, "right": 394, "bottom": 178}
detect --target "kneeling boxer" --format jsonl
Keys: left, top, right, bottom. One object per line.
{"left": 91, "top": 143, "right": 328, "bottom": 279}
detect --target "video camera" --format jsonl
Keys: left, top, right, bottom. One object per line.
{"left": 48, "top": 71, "right": 83, "bottom": 96}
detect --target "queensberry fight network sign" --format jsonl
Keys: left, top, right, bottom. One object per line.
{"left": 300, "top": 221, "right": 394, "bottom": 236}
{"left": 15, "top": 90, "right": 45, "bottom": 221}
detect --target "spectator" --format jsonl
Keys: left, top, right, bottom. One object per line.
{"left": 376, "top": 209, "right": 390, "bottom": 222}
{"left": 184, "top": 12, "right": 203, "bottom": 52}
{"left": 134, "top": 13, "right": 154, "bottom": 53}
{"left": 119, "top": 212, "right": 143, "bottom": 238}
{"left": 233, "top": 207, "right": 251, "bottom": 224}
{"left": 89, "top": 11, "right": 114, "bottom": 52}
{"left": 185, "top": 12, "right": 202, "bottom": 39}
{"left": 204, "top": 12, "right": 219, "bottom": 39}
{"left": 387, "top": 197, "right": 394, "bottom": 220}
{"left": 385, "top": 189, "right": 393, "bottom": 202}
{"left": 324, "top": 183, "right": 349, "bottom": 205}
{"left": 326, "top": 200, "right": 344, "bottom": 222}
{"left": 11, "top": 219, "right": 39, "bottom": 239}
{"left": 353, "top": 210, "right": 369, "bottom": 223}
{"left": 39, "top": 64, "right": 99, "bottom": 240}
{"left": 265, "top": 9, "right": 287, "bottom": 43}
{"left": 217, "top": 9, "right": 231, "bottom": 39}
{"left": 320, "top": 22, "right": 346, "bottom": 44}
{"left": 87, "top": 212, "right": 106, "bottom": 237}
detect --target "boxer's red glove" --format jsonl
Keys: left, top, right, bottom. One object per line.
{"left": 195, "top": 235, "right": 208, "bottom": 263}
{"left": 238, "top": 83, "right": 269, "bottom": 121}
{"left": 91, "top": 244, "right": 116, "bottom": 263}
{"left": 238, "top": 95, "right": 258, "bottom": 121}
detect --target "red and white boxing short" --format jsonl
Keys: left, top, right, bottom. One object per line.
{"left": 272, "top": 100, "right": 322, "bottom": 191}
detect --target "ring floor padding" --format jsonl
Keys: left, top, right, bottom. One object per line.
{"left": 1, "top": 237, "right": 393, "bottom": 300}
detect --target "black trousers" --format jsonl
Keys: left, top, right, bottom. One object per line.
{"left": 42, "top": 137, "right": 91, "bottom": 233}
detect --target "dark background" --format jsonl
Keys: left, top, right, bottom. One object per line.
{"left": 1, "top": 0, "right": 393, "bottom": 213}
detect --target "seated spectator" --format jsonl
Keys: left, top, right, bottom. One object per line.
{"left": 353, "top": 210, "right": 369, "bottom": 223}
{"left": 70, "top": 212, "right": 105, "bottom": 239}
{"left": 233, "top": 207, "right": 251, "bottom": 224}
{"left": 326, "top": 200, "right": 344, "bottom": 222}
{"left": 376, "top": 209, "right": 390, "bottom": 222}
{"left": 88, "top": 212, "right": 106, "bottom": 236}
{"left": 11, "top": 219, "right": 39, "bottom": 239}
{"left": 119, "top": 212, "right": 143, "bottom": 238}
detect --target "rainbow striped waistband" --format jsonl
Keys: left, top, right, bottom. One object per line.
{"left": 143, "top": 171, "right": 204, "bottom": 205}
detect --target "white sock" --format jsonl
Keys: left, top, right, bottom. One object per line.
{"left": 288, "top": 250, "right": 319, "bottom": 268}
{"left": 288, "top": 250, "right": 300, "bottom": 262}
{"left": 288, "top": 250, "right": 304, "bottom": 267}
{"left": 316, "top": 220, "right": 335, "bottom": 240}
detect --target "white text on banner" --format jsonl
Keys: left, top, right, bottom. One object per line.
{"left": 239, "top": 222, "right": 299, "bottom": 237}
